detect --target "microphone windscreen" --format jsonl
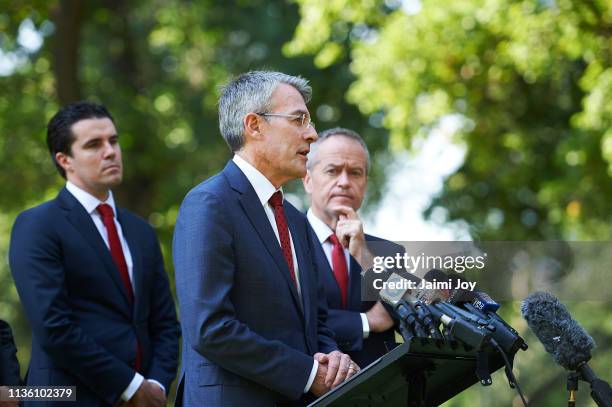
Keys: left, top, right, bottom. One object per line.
{"left": 521, "top": 291, "right": 595, "bottom": 369}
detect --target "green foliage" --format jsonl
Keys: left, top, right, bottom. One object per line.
{"left": 1, "top": 1, "right": 610, "bottom": 404}
{"left": 0, "top": 0, "right": 392, "bottom": 375}
{"left": 289, "top": 0, "right": 612, "bottom": 405}
{"left": 289, "top": 0, "right": 612, "bottom": 240}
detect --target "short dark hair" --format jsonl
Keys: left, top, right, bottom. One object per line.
{"left": 47, "top": 101, "right": 114, "bottom": 178}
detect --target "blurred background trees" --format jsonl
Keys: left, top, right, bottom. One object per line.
{"left": 1, "top": 0, "right": 610, "bottom": 405}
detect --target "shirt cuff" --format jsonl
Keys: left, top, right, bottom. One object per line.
{"left": 304, "top": 359, "right": 319, "bottom": 393}
{"left": 147, "top": 379, "right": 166, "bottom": 395}
{"left": 121, "top": 373, "right": 144, "bottom": 401}
{"left": 361, "top": 313, "right": 370, "bottom": 339}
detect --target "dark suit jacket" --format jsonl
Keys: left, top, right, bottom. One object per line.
{"left": 0, "top": 319, "right": 21, "bottom": 386}
{"left": 309, "top": 228, "right": 400, "bottom": 368}
{"left": 9, "top": 188, "right": 180, "bottom": 406}
{"left": 173, "top": 160, "right": 337, "bottom": 407}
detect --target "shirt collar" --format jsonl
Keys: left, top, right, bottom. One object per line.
{"left": 66, "top": 181, "right": 117, "bottom": 216}
{"left": 232, "top": 154, "right": 280, "bottom": 207}
{"left": 307, "top": 208, "right": 334, "bottom": 244}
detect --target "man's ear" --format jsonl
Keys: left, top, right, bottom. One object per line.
{"left": 55, "top": 152, "right": 72, "bottom": 174}
{"left": 243, "top": 112, "right": 263, "bottom": 141}
{"left": 303, "top": 170, "right": 312, "bottom": 194}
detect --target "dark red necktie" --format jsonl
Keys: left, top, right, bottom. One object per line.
{"left": 97, "top": 204, "right": 134, "bottom": 303}
{"left": 96, "top": 203, "right": 141, "bottom": 371}
{"left": 328, "top": 234, "right": 349, "bottom": 308}
{"left": 268, "top": 191, "right": 296, "bottom": 284}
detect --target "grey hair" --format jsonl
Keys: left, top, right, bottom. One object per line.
{"left": 307, "top": 127, "right": 371, "bottom": 174}
{"left": 218, "top": 70, "right": 312, "bottom": 152}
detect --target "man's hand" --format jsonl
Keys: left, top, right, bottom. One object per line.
{"left": 333, "top": 206, "right": 373, "bottom": 269}
{"left": 366, "top": 301, "right": 394, "bottom": 333}
{"left": 309, "top": 357, "right": 330, "bottom": 397}
{"left": 0, "top": 386, "right": 19, "bottom": 407}
{"left": 125, "top": 380, "right": 165, "bottom": 407}
{"left": 314, "top": 350, "right": 360, "bottom": 389}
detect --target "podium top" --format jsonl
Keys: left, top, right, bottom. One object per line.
{"left": 308, "top": 338, "right": 505, "bottom": 407}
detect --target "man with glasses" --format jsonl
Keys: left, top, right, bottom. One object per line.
{"left": 174, "top": 71, "right": 358, "bottom": 406}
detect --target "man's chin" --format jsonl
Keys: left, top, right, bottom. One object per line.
{"left": 290, "top": 164, "right": 307, "bottom": 179}
{"left": 329, "top": 197, "right": 355, "bottom": 208}
{"left": 103, "top": 175, "right": 123, "bottom": 188}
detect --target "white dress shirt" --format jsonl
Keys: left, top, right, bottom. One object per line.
{"left": 65, "top": 181, "right": 164, "bottom": 400}
{"left": 306, "top": 209, "right": 370, "bottom": 338}
{"left": 232, "top": 155, "right": 318, "bottom": 393}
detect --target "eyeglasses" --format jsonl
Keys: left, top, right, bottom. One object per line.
{"left": 256, "top": 112, "right": 315, "bottom": 129}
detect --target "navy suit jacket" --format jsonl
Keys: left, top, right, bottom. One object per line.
{"left": 173, "top": 161, "right": 337, "bottom": 407}
{"left": 309, "top": 228, "right": 399, "bottom": 368}
{"left": 9, "top": 188, "right": 180, "bottom": 406}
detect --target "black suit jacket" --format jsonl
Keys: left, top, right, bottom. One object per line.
{"left": 9, "top": 188, "right": 180, "bottom": 406}
{"left": 0, "top": 319, "right": 21, "bottom": 386}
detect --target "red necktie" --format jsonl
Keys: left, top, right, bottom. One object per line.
{"left": 96, "top": 204, "right": 134, "bottom": 303}
{"left": 328, "top": 234, "right": 349, "bottom": 308}
{"left": 96, "top": 203, "right": 141, "bottom": 371}
{"left": 268, "top": 191, "right": 296, "bottom": 284}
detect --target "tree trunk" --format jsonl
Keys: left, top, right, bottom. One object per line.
{"left": 51, "top": 0, "right": 83, "bottom": 105}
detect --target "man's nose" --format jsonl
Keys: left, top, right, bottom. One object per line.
{"left": 304, "top": 126, "right": 318, "bottom": 144}
{"left": 103, "top": 142, "right": 117, "bottom": 158}
{"left": 336, "top": 170, "right": 350, "bottom": 187}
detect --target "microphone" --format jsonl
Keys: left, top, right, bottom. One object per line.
{"left": 427, "top": 302, "right": 491, "bottom": 350}
{"left": 522, "top": 292, "right": 612, "bottom": 406}
{"left": 472, "top": 291, "right": 500, "bottom": 313}
{"left": 521, "top": 291, "right": 594, "bottom": 370}
{"left": 378, "top": 269, "right": 449, "bottom": 306}
{"left": 413, "top": 302, "right": 444, "bottom": 340}
{"left": 431, "top": 268, "right": 527, "bottom": 354}
{"left": 440, "top": 270, "right": 500, "bottom": 312}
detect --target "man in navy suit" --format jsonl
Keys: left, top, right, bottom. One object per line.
{"left": 173, "top": 71, "right": 358, "bottom": 406}
{"left": 9, "top": 101, "right": 180, "bottom": 406}
{"left": 303, "top": 128, "right": 398, "bottom": 368}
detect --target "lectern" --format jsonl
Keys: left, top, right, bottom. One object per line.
{"left": 308, "top": 338, "right": 505, "bottom": 407}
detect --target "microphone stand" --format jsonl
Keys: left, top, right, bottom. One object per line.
{"left": 569, "top": 363, "right": 612, "bottom": 407}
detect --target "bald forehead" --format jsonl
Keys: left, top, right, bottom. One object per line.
{"left": 313, "top": 135, "right": 368, "bottom": 168}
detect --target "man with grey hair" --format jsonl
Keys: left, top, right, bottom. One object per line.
{"left": 174, "top": 71, "right": 358, "bottom": 406}
{"left": 303, "top": 127, "right": 398, "bottom": 368}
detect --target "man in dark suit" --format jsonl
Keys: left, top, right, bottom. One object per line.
{"left": 303, "top": 128, "right": 398, "bottom": 368}
{"left": 9, "top": 101, "right": 180, "bottom": 406}
{"left": 173, "top": 71, "right": 358, "bottom": 406}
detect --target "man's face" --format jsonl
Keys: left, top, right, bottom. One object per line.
{"left": 304, "top": 135, "right": 368, "bottom": 220}
{"left": 255, "top": 83, "right": 317, "bottom": 187}
{"left": 56, "top": 117, "right": 123, "bottom": 199}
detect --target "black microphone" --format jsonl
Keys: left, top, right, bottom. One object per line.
{"left": 522, "top": 292, "right": 612, "bottom": 407}
{"left": 427, "top": 302, "right": 491, "bottom": 350}
{"left": 413, "top": 302, "right": 444, "bottom": 340}
{"left": 439, "top": 269, "right": 527, "bottom": 354}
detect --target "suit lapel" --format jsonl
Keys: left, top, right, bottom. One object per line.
{"left": 118, "top": 209, "right": 144, "bottom": 320}
{"left": 59, "top": 188, "right": 132, "bottom": 310}
{"left": 312, "top": 233, "right": 341, "bottom": 299}
{"left": 224, "top": 162, "right": 304, "bottom": 316}
{"left": 348, "top": 256, "right": 362, "bottom": 310}
{"left": 286, "top": 210, "right": 309, "bottom": 321}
